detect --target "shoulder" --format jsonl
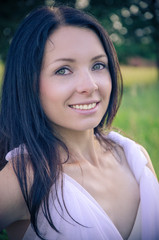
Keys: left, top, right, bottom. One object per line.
{"left": 106, "top": 131, "right": 158, "bottom": 179}
{"left": 138, "top": 144, "right": 157, "bottom": 179}
{"left": 0, "top": 154, "right": 31, "bottom": 231}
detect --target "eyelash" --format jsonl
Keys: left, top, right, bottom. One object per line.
{"left": 55, "top": 62, "right": 107, "bottom": 76}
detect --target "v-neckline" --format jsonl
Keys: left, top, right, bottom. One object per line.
{"left": 63, "top": 172, "right": 123, "bottom": 238}
{"left": 63, "top": 167, "right": 141, "bottom": 240}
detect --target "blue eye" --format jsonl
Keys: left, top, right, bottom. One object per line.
{"left": 92, "top": 63, "right": 106, "bottom": 71}
{"left": 55, "top": 67, "right": 71, "bottom": 75}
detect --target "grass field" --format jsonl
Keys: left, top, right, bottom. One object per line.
{"left": 0, "top": 62, "right": 4, "bottom": 83}
{"left": 113, "top": 65, "right": 159, "bottom": 178}
{"left": 113, "top": 82, "right": 159, "bottom": 177}
{"left": 0, "top": 64, "right": 159, "bottom": 239}
{"left": 113, "top": 66, "right": 159, "bottom": 179}
{"left": 120, "top": 65, "right": 158, "bottom": 86}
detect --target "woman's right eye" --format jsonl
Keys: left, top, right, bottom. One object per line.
{"left": 55, "top": 67, "right": 72, "bottom": 75}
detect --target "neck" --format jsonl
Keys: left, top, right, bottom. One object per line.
{"left": 55, "top": 127, "right": 101, "bottom": 166}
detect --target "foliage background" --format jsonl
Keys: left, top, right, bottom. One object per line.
{"left": 0, "top": 0, "right": 159, "bottom": 67}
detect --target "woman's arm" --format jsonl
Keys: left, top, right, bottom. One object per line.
{"left": 0, "top": 161, "right": 29, "bottom": 231}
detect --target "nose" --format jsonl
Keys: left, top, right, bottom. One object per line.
{"left": 76, "top": 70, "right": 98, "bottom": 94}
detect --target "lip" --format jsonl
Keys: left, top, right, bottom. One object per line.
{"left": 69, "top": 100, "right": 100, "bottom": 106}
{"left": 68, "top": 101, "right": 100, "bottom": 115}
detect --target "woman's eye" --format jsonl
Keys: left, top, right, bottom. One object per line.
{"left": 92, "top": 63, "right": 106, "bottom": 71}
{"left": 55, "top": 67, "right": 71, "bottom": 75}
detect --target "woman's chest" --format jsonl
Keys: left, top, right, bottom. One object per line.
{"left": 91, "top": 169, "right": 140, "bottom": 239}
{"left": 64, "top": 160, "right": 140, "bottom": 239}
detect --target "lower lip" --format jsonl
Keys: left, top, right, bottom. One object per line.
{"left": 69, "top": 103, "right": 99, "bottom": 115}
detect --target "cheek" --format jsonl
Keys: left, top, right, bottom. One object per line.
{"left": 39, "top": 79, "right": 74, "bottom": 109}
{"left": 40, "top": 88, "right": 62, "bottom": 111}
{"left": 99, "top": 74, "right": 112, "bottom": 99}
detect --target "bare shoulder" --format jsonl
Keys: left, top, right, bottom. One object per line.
{"left": 0, "top": 160, "right": 30, "bottom": 231}
{"left": 138, "top": 144, "right": 157, "bottom": 179}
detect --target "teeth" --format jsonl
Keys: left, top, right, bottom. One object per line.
{"left": 71, "top": 103, "right": 97, "bottom": 110}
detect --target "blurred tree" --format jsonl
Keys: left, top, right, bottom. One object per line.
{"left": 84, "top": 0, "right": 159, "bottom": 72}
{"left": 0, "top": 0, "right": 159, "bottom": 74}
{"left": 0, "top": 0, "right": 45, "bottom": 61}
{"left": 0, "top": 0, "right": 78, "bottom": 61}
{"left": 150, "top": 0, "right": 159, "bottom": 74}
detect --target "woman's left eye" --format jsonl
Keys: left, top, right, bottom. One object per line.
{"left": 92, "top": 63, "right": 106, "bottom": 71}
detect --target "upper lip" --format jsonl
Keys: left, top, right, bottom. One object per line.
{"left": 69, "top": 100, "right": 100, "bottom": 106}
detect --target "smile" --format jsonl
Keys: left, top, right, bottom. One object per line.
{"left": 70, "top": 102, "right": 97, "bottom": 110}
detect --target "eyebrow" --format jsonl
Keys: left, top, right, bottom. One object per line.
{"left": 91, "top": 54, "right": 107, "bottom": 61}
{"left": 54, "top": 54, "right": 108, "bottom": 63}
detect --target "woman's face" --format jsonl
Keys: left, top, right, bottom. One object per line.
{"left": 40, "top": 26, "right": 112, "bottom": 133}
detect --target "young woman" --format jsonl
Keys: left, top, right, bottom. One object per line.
{"left": 0, "top": 5, "right": 159, "bottom": 240}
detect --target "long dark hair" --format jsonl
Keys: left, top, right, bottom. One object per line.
{"left": 0, "top": 5, "right": 123, "bottom": 239}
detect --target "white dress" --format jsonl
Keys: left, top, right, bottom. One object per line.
{"left": 5, "top": 132, "right": 159, "bottom": 240}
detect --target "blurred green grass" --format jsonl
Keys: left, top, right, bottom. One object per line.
{"left": 114, "top": 65, "right": 159, "bottom": 178}
{"left": 0, "top": 61, "right": 4, "bottom": 83}
{"left": 113, "top": 82, "right": 159, "bottom": 178}
{"left": 120, "top": 65, "right": 158, "bottom": 86}
{"left": 0, "top": 63, "right": 159, "bottom": 240}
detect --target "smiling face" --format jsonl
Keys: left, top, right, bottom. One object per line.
{"left": 40, "top": 26, "right": 112, "bottom": 133}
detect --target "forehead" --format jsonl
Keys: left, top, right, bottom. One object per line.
{"left": 43, "top": 26, "right": 105, "bottom": 58}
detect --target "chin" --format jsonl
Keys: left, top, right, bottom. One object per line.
{"left": 73, "top": 122, "right": 100, "bottom": 132}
